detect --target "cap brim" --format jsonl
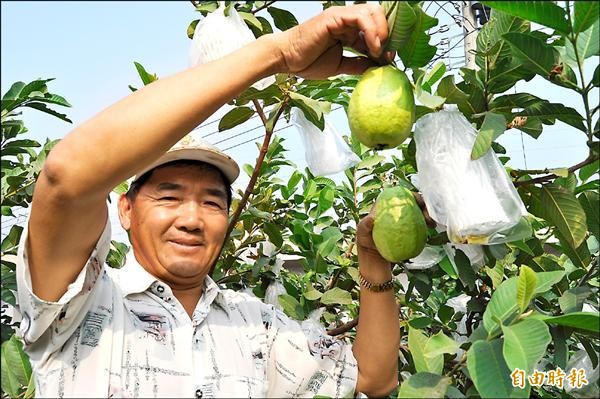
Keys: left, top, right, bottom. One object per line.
{"left": 132, "top": 147, "right": 240, "bottom": 184}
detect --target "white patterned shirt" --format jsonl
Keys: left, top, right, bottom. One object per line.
{"left": 16, "top": 220, "right": 358, "bottom": 398}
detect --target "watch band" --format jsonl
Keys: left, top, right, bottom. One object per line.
{"left": 358, "top": 272, "right": 394, "bottom": 293}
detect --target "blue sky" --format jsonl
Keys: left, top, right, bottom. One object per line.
{"left": 2, "top": 1, "right": 595, "bottom": 240}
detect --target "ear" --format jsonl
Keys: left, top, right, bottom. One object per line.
{"left": 118, "top": 194, "right": 133, "bottom": 231}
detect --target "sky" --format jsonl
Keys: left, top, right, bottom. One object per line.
{"left": 1, "top": 1, "right": 596, "bottom": 241}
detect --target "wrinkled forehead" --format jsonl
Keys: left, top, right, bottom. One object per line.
{"left": 146, "top": 162, "right": 228, "bottom": 190}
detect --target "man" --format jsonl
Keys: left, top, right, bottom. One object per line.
{"left": 17, "top": 4, "right": 400, "bottom": 398}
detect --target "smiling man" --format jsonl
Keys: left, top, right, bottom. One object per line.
{"left": 16, "top": 4, "right": 401, "bottom": 398}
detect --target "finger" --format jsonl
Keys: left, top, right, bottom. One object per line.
{"left": 328, "top": 7, "right": 383, "bottom": 57}
{"left": 366, "top": 4, "right": 389, "bottom": 45}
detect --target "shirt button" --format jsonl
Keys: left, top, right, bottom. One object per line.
{"left": 195, "top": 389, "right": 202, "bottom": 398}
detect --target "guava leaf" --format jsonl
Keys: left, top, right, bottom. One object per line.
{"left": 471, "top": 112, "right": 507, "bottom": 160}
{"left": 396, "top": 5, "right": 438, "bottom": 68}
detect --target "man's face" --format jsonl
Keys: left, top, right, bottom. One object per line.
{"left": 118, "top": 164, "right": 229, "bottom": 289}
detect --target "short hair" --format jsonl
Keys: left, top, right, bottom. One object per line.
{"left": 125, "top": 160, "right": 233, "bottom": 209}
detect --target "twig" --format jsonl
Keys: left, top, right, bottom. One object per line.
{"left": 513, "top": 155, "right": 599, "bottom": 187}
{"left": 327, "top": 317, "right": 359, "bottom": 336}
{"left": 252, "top": 1, "right": 277, "bottom": 15}
{"left": 225, "top": 100, "right": 287, "bottom": 239}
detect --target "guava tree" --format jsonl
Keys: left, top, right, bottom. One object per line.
{"left": 2, "top": 1, "right": 599, "bottom": 398}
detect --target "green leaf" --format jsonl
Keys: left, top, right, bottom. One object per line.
{"left": 133, "top": 61, "right": 157, "bottom": 86}
{"left": 471, "top": 112, "right": 507, "bottom": 160}
{"left": 289, "top": 91, "right": 331, "bottom": 131}
{"left": 187, "top": 19, "right": 200, "bottom": 39}
{"left": 454, "top": 249, "right": 476, "bottom": 291}
{"left": 467, "top": 339, "right": 528, "bottom": 398}
{"left": 593, "top": 64, "right": 599, "bottom": 87}
{"left": 287, "top": 170, "right": 303, "bottom": 192}
{"left": 516, "top": 265, "right": 537, "bottom": 313}
{"left": 550, "top": 326, "right": 568, "bottom": 369}
{"left": 559, "top": 287, "right": 592, "bottom": 314}
{"left": 1, "top": 335, "right": 32, "bottom": 398}
{"left": 320, "top": 287, "right": 352, "bottom": 305}
{"left": 356, "top": 155, "right": 385, "bottom": 170}
{"left": 303, "top": 283, "right": 323, "bottom": 301}
{"left": 278, "top": 294, "right": 306, "bottom": 320}
{"left": 1, "top": 225, "right": 23, "bottom": 253}
{"left": 238, "top": 11, "right": 263, "bottom": 31}
{"left": 518, "top": 102, "right": 585, "bottom": 133}
{"left": 218, "top": 106, "right": 255, "bottom": 131}
{"left": 397, "top": 5, "right": 438, "bottom": 68}
{"left": 502, "top": 318, "right": 551, "bottom": 375}
{"left": 573, "top": 1, "right": 599, "bottom": 35}
{"left": 263, "top": 222, "right": 283, "bottom": 247}
{"left": 482, "top": 1, "right": 570, "bottom": 33}
{"left": 112, "top": 180, "right": 129, "bottom": 196}
{"left": 436, "top": 75, "right": 477, "bottom": 116}
{"left": 424, "top": 331, "right": 459, "bottom": 358}
{"left": 415, "top": 75, "right": 445, "bottom": 109}
{"left": 317, "top": 187, "right": 335, "bottom": 214}
{"left": 509, "top": 240, "right": 535, "bottom": 256}
{"left": 408, "top": 327, "right": 443, "bottom": 374}
{"left": 537, "top": 312, "right": 600, "bottom": 333}
{"left": 24, "top": 102, "right": 72, "bottom": 123}
{"left": 383, "top": 2, "right": 416, "bottom": 52}
{"left": 476, "top": 10, "right": 531, "bottom": 89}
{"left": 398, "top": 372, "right": 451, "bottom": 399}
{"left": 528, "top": 184, "right": 588, "bottom": 249}
{"left": 533, "top": 270, "right": 566, "bottom": 294}
{"left": 567, "top": 21, "right": 600, "bottom": 62}
{"left": 421, "top": 61, "right": 446, "bottom": 92}
{"left": 502, "top": 32, "right": 558, "bottom": 77}
{"left": 2, "top": 81, "right": 26, "bottom": 101}
{"left": 267, "top": 6, "right": 298, "bottom": 31}
{"left": 484, "top": 260, "right": 505, "bottom": 290}
{"left": 579, "top": 159, "right": 600, "bottom": 182}
{"left": 408, "top": 316, "right": 433, "bottom": 329}
{"left": 483, "top": 271, "right": 565, "bottom": 335}
{"left": 579, "top": 190, "right": 599, "bottom": 239}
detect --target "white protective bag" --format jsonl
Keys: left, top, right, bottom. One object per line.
{"left": 189, "top": 3, "right": 275, "bottom": 90}
{"left": 291, "top": 108, "right": 360, "bottom": 176}
{"left": 414, "top": 105, "right": 531, "bottom": 244}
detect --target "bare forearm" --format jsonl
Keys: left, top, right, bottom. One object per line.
{"left": 45, "top": 34, "right": 282, "bottom": 200}
{"left": 353, "top": 250, "right": 400, "bottom": 396}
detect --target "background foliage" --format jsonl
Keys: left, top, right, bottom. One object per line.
{"left": 1, "top": 1, "right": 598, "bottom": 398}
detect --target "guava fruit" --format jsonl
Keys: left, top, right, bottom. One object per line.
{"left": 373, "top": 186, "right": 427, "bottom": 263}
{"left": 348, "top": 65, "right": 415, "bottom": 150}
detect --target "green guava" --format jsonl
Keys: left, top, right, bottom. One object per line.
{"left": 347, "top": 65, "right": 416, "bottom": 150}
{"left": 373, "top": 186, "right": 427, "bottom": 263}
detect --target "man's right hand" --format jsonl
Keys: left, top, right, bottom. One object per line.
{"left": 273, "top": 4, "right": 390, "bottom": 79}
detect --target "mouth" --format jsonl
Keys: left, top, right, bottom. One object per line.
{"left": 168, "top": 239, "right": 203, "bottom": 250}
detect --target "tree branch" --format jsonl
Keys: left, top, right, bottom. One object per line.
{"left": 327, "top": 317, "right": 359, "bottom": 336}
{"left": 225, "top": 100, "right": 287, "bottom": 239}
{"left": 513, "top": 155, "right": 600, "bottom": 187}
{"left": 252, "top": 1, "right": 277, "bottom": 15}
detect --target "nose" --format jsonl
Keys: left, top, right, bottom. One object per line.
{"left": 173, "top": 200, "right": 205, "bottom": 233}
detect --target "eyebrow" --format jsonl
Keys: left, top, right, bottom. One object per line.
{"left": 155, "top": 182, "right": 227, "bottom": 199}
{"left": 156, "top": 182, "right": 183, "bottom": 191}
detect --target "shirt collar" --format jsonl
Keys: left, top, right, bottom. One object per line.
{"left": 117, "top": 252, "right": 232, "bottom": 317}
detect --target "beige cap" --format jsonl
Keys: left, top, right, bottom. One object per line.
{"left": 132, "top": 135, "right": 240, "bottom": 184}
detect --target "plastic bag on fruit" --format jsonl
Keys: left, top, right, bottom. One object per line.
{"left": 414, "top": 105, "right": 531, "bottom": 245}
{"left": 291, "top": 108, "right": 360, "bottom": 176}
{"left": 189, "top": 3, "right": 275, "bottom": 90}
